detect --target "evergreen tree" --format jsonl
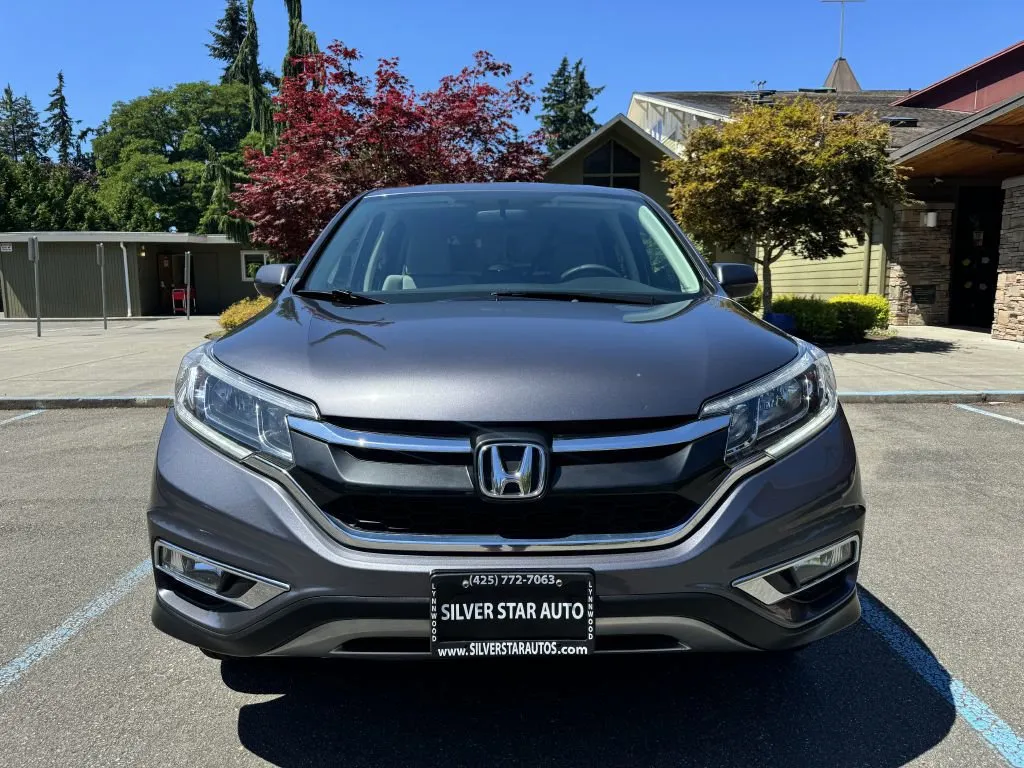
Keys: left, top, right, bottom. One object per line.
{"left": 229, "top": 0, "right": 274, "bottom": 144}
{"left": 283, "top": 0, "right": 319, "bottom": 78}
{"left": 538, "top": 57, "right": 571, "bottom": 155}
{"left": 44, "top": 71, "right": 77, "bottom": 165}
{"left": 0, "top": 85, "right": 42, "bottom": 162}
{"left": 199, "top": 159, "right": 251, "bottom": 243}
{"left": 74, "top": 126, "right": 96, "bottom": 174}
{"left": 538, "top": 58, "right": 603, "bottom": 157}
{"left": 208, "top": 0, "right": 248, "bottom": 83}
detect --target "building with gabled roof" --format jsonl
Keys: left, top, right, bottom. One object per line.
{"left": 548, "top": 43, "right": 1024, "bottom": 340}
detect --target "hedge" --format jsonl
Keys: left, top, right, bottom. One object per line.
{"left": 769, "top": 294, "right": 890, "bottom": 343}
{"left": 219, "top": 296, "right": 272, "bottom": 330}
{"left": 828, "top": 294, "right": 890, "bottom": 330}
{"left": 771, "top": 297, "right": 841, "bottom": 341}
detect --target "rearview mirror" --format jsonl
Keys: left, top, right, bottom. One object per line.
{"left": 254, "top": 263, "right": 296, "bottom": 299}
{"left": 712, "top": 262, "right": 758, "bottom": 299}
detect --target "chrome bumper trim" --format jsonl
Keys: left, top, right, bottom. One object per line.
{"left": 153, "top": 540, "right": 290, "bottom": 609}
{"left": 732, "top": 534, "right": 860, "bottom": 605}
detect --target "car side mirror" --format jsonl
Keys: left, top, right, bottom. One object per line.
{"left": 712, "top": 262, "right": 758, "bottom": 299}
{"left": 254, "top": 263, "right": 296, "bottom": 299}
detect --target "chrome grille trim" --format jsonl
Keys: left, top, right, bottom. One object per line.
{"left": 552, "top": 415, "right": 730, "bottom": 452}
{"left": 288, "top": 417, "right": 471, "bottom": 453}
{"left": 242, "top": 452, "right": 772, "bottom": 554}
{"left": 287, "top": 414, "right": 731, "bottom": 454}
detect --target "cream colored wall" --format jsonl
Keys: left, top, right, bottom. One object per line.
{"left": 627, "top": 96, "right": 720, "bottom": 154}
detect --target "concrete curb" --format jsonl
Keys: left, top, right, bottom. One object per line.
{"left": 2, "top": 391, "right": 1024, "bottom": 410}
{"left": 0, "top": 396, "right": 172, "bottom": 410}
{"left": 837, "top": 390, "right": 1024, "bottom": 404}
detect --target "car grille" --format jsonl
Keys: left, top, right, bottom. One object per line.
{"left": 287, "top": 414, "right": 731, "bottom": 548}
{"left": 320, "top": 493, "right": 699, "bottom": 539}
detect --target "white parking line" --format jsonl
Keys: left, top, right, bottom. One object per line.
{"left": 956, "top": 404, "right": 1024, "bottom": 427}
{"left": 0, "top": 409, "right": 44, "bottom": 427}
{"left": 0, "top": 559, "right": 151, "bottom": 695}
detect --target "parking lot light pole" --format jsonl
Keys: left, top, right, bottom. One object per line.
{"left": 29, "top": 236, "right": 41, "bottom": 338}
{"left": 97, "top": 243, "right": 107, "bottom": 330}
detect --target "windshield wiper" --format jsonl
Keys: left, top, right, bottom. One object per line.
{"left": 490, "top": 290, "right": 657, "bottom": 306}
{"left": 294, "top": 289, "right": 386, "bottom": 306}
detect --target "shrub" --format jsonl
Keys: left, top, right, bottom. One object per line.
{"left": 219, "top": 296, "right": 272, "bottom": 330}
{"left": 735, "top": 284, "right": 762, "bottom": 314}
{"left": 828, "top": 299, "right": 877, "bottom": 341}
{"left": 770, "top": 296, "right": 840, "bottom": 342}
{"left": 828, "top": 294, "right": 890, "bottom": 330}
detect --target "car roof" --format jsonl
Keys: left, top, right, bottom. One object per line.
{"left": 363, "top": 182, "right": 644, "bottom": 199}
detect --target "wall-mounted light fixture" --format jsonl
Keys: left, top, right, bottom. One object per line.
{"left": 920, "top": 210, "right": 938, "bottom": 228}
{"left": 139, "top": 244, "right": 147, "bottom": 258}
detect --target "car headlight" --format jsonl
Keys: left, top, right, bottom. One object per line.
{"left": 174, "top": 343, "right": 319, "bottom": 463}
{"left": 699, "top": 341, "right": 838, "bottom": 464}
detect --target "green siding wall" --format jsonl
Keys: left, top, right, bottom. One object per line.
{"left": 760, "top": 219, "right": 886, "bottom": 298}
{"left": 189, "top": 246, "right": 262, "bottom": 315}
{"left": 544, "top": 126, "right": 672, "bottom": 210}
{"left": 0, "top": 240, "right": 260, "bottom": 318}
{"left": 146, "top": 244, "right": 261, "bottom": 316}
{"left": 0, "top": 241, "right": 139, "bottom": 318}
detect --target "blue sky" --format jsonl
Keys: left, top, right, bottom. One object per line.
{"left": 2, "top": 0, "right": 1021, "bottom": 139}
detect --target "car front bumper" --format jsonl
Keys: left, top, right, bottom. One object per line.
{"left": 147, "top": 408, "right": 865, "bottom": 657}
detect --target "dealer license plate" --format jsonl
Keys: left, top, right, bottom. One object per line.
{"left": 430, "top": 571, "right": 595, "bottom": 658}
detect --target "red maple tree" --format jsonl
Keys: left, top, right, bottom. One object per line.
{"left": 232, "top": 43, "right": 549, "bottom": 260}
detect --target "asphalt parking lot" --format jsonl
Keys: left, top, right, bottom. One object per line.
{"left": 0, "top": 404, "right": 1022, "bottom": 767}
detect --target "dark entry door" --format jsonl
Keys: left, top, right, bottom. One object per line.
{"left": 157, "top": 253, "right": 174, "bottom": 314}
{"left": 950, "top": 187, "right": 1003, "bottom": 327}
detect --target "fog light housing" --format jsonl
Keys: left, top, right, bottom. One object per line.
{"left": 733, "top": 536, "right": 859, "bottom": 605}
{"left": 154, "top": 541, "right": 289, "bottom": 609}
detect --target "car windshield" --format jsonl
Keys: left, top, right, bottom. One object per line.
{"left": 301, "top": 188, "right": 704, "bottom": 303}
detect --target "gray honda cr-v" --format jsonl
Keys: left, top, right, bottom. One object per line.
{"left": 149, "top": 183, "right": 864, "bottom": 659}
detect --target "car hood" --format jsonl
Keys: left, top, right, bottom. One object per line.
{"left": 212, "top": 294, "right": 798, "bottom": 423}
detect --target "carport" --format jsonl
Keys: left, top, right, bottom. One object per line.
{"left": 0, "top": 232, "right": 269, "bottom": 318}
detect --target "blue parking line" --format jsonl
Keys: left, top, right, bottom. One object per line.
{"left": 861, "top": 593, "right": 1024, "bottom": 767}
{"left": 0, "top": 559, "right": 151, "bottom": 695}
{"left": 0, "top": 409, "right": 44, "bottom": 427}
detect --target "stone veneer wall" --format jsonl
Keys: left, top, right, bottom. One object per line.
{"left": 993, "top": 177, "right": 1024, "bottom": 341}
{"left": 886, "top": 204, "right": 954, "bottom": 326}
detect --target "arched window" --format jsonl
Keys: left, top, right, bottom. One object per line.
{"left": 582, "top": 140, "right": 641, "bottom": 190}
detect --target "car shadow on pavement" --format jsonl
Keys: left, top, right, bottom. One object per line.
{"left": 826, "top": 337, "right": 957, "bottom": 355}
{"left": 223, "top": 592, "right": 956, "bottom": 768}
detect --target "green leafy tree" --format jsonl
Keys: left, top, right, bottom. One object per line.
{"left": 44, "top": 71, "right": 77, "bottom": 165}
{"left": 92, "top": 81, "right": 252, "bottom": 232}
{"left": 538, "top": 57, "right": 603, "bottom": 157}
{"left": 0, "top": 85, "right": 42, "bottom": 162}
{"left": 661, "top": 98, "right": 910, "bottom": 313}
{"left": 208, "top": 0, "right": 248, "bottom": 83}
{"left": 283, "top": 0, "right": 319, "bottom": 78}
